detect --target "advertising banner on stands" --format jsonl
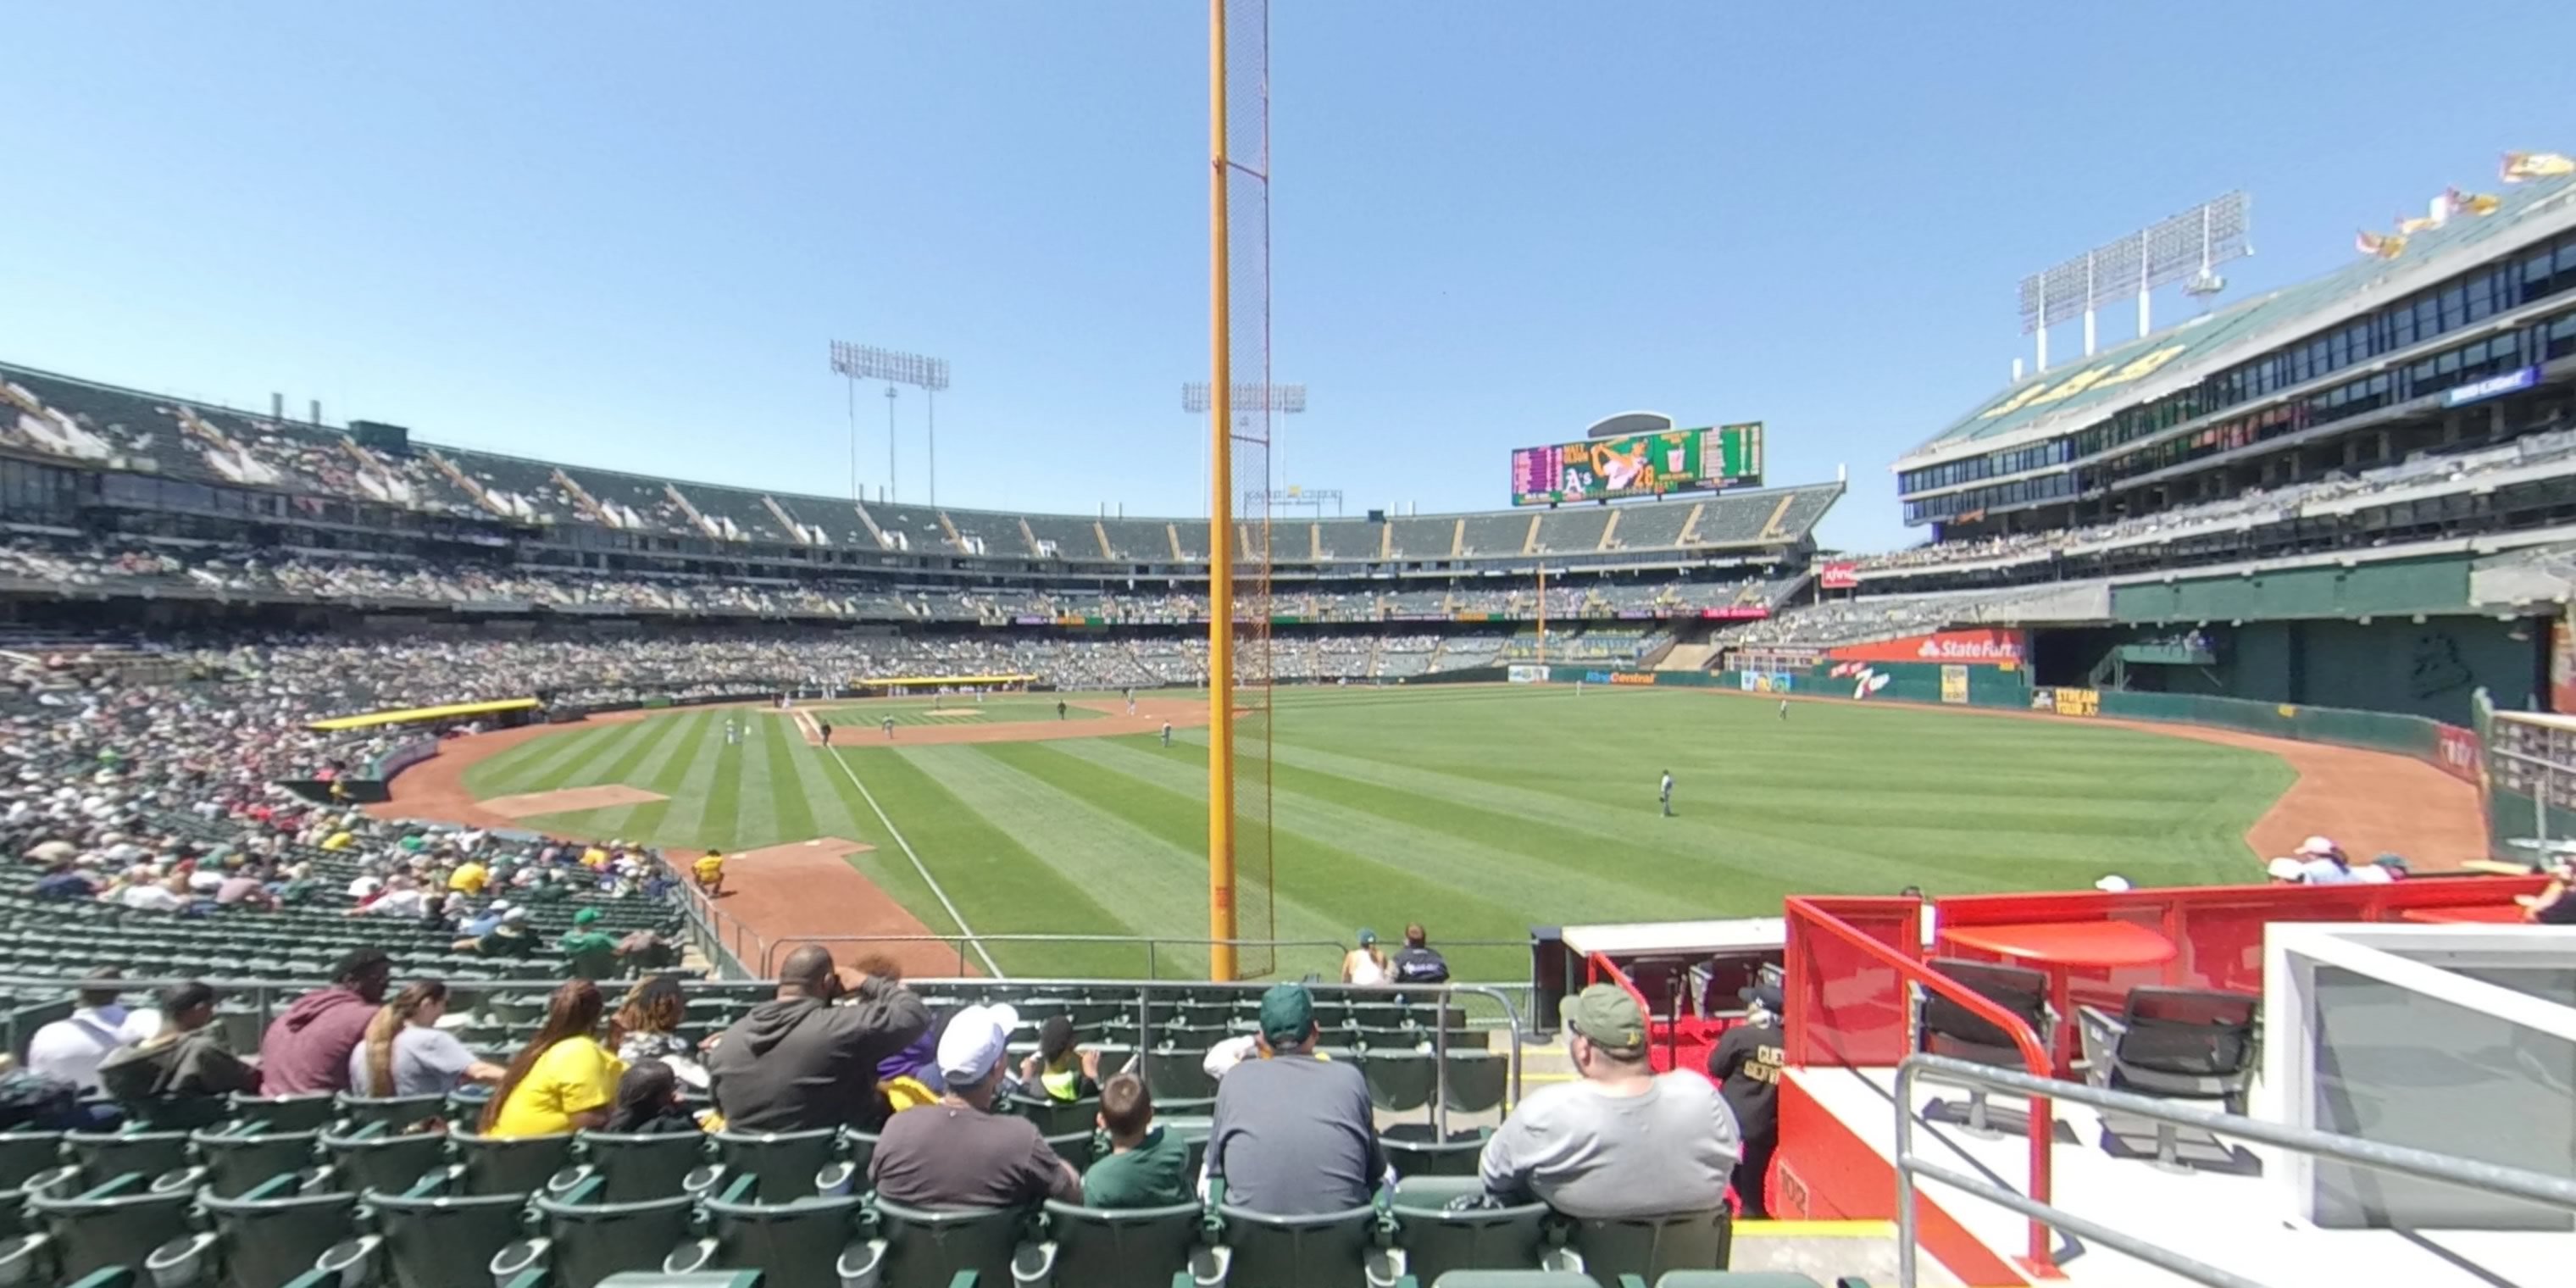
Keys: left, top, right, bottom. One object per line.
{"left": 1829, "top": 628, "right": 2025, "bottom": 666}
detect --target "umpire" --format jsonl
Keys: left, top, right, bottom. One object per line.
{"left": 1707, "top": 981, "right": 1784, "bottom": 1219}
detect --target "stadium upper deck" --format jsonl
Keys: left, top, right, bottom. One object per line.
{"left": 0, "top": 363, "right": 1840, "bottom": 581}
{"left": 1896, "top": 164, "right": 2576, "bottom": 540}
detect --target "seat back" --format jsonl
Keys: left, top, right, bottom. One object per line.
{"left": 1442, "top": 1053, "right": 1508, "bottom": 1115}
{"left": 1390, "top": 1191, "right": 1551, "bottom": 1286}
{"left": 199, "top": 1188, "right": 363, "bottom": 1287}
{"left": 702, "top": 1192, "right": 864, "bottom": 1288}
{"left": 713, "top": 1128, "right": 840, "bottom": 1202}
{"left": 230, "top": 1092, "right": 341, "bottom": 1133}
{"left": 2113, "top": 987, "right": 2260, "bottom": 1099}
{"left": 535, "top": 1190, "right": 700, "bottom": 1288}
{"left": 1139, "top": 1048, "right": 1217, "bottom": 1102}
{"left": 1363, "top": 1052, "right": 1435, "bottom": 1113}
{"left": 1215, "top": 1202, "right": 1380, "bottom": 1288}
{"left": 0, "top": 1133, "right": 60, "bottom": 1190}
{"left": 580, "top": 1131, "right": 711, "bottom": 1202}
{"left": 1041, "top": 1200, "right": 1202, "bottom": 1288}
{"left": 1920, "top": 958, "right": 2048, "bottom": 1066}
{"left": 453, "top": 1130, "right": 577, "bottom": 1196}
{"left": 1008, "top": 1096, "right": 1102, "bottom": 1138}
{"left": 319, "top": 1128, "right": 449, "bottom": 1197}
{"left": 873, "top": 1198, "right": 1028, "bottom": 1288}
{"left": 1566, "top": 1209, "right": 1731, "bottom": 1285}
{"left": 1383, "top": 1131, "right": 1485, "bottom": 1179}
{"left": 28, "top": 1181, "right": 196, "bottom": 1280}
{"left": 64, "top": 1129, "right": 192, "bottom": 1186}
{"left": 337, "top": 1093, "right": 448, "bottom": 1135}
{"left": 193, "top": 1125, "right": 323, "bottom": 1199}
{"left": 368, "top": 1189, "right": 536, "bottom": 1288}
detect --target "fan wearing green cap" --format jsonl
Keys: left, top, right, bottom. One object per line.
{"left": 1205, "top": 983, "right": 1388, "bottom": 1214}
{"left": 558, "top": 907, "right": 620, "bottom": 961}
{"left": 1478, "top": 984, "right": 1741, "bottom": 1219}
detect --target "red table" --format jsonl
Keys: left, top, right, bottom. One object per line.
{"left": 1940, "top": 920, "right": 2179, "bottom": 1074}
{"left": 2399, "top": 905, "right": 2528, "bottom": 924}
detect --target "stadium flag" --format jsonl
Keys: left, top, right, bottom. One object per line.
{"left": 2354, "top": 230, "right": 2406, "bottom": 259}
{"left": 2502, "top": 152, "right": 2576, "bottom": 182}
{"left": 2455, "top": 189, "right": 2502, "bottom": 216}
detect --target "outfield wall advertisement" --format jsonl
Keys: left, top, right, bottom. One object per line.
{"left": 1508, "top": 423, "right": 1763, "bottom": 506}
{"left": 1828, "top": 628, "right": 2026, "bottom": 666}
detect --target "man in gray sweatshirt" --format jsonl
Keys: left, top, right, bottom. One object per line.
{"left": 706, "top": 945, "right": 929, "bottom": 1132}
{"left": 1479, "top": 983, "right": 1741, "bottom": 1218}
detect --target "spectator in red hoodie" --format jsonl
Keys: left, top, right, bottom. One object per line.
{"left": 258, "top": 947, "right": 393, "bottom": 1094}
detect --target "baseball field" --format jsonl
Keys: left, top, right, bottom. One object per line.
{"left": 408, "top": 684, "right": 2316, "bottom": 981}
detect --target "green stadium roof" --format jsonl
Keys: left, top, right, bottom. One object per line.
{"left": 1904, "top": 170, "right": 2576, "bottom": 466}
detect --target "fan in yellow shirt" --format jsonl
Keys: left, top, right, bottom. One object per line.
{"left": 447, "top": 860, "right": 488, "bottom": 895}
{"left": 482, "top": 980, "right": 625, "bottom": 1138}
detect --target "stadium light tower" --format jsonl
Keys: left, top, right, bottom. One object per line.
{"left": 1184, "top": 382, "right": 1305, "bottom": 514}
{"left": 2017, "top": 192, "right": 2250, "bottom": 371}
{"left": 829, "top": 342, "right": 952, "bottom": 504}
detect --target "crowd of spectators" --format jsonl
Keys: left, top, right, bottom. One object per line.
{"left": 1860, "top": 420, "right": 2576, "bottom": 575}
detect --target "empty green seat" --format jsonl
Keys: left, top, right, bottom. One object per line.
{"left": 708, "top": 1127, "right": 841, "bottom": 1202}
{"left": 1385, "top": 1128, "right": 1490, "bottom": 1180}
{"left": 317, "top": 1126, "right": 448, "bottom": 1198}
{"left": 1140, "top": 1048, "right": 1216, "bottom": 1102}
{"left": 1030, "top": 1199, "right": 1206, "bottom": 1288}
{"left": 60, "top": 1130, "right": 193, "bottom": 1190}
{"left": 858, "top": 1198, "right": 1029, "bottom": 1288}
{"left": 336, "top": 1094, "right": 447, "bottom": 1135}
{"left": 560, "top": 1130, "right": 711, "bottom": 1203}
{"left": 493, "top": 1182, "right": 699, "bottom": 1288}
{"left": 0, "top": 1133, "right": 61, "bottom": 1190}
{"left": 192, "top": 1124, "right": 322, "bottom": 1199}
{"left": 1362, "top": 1052, "right": 1435, "bottom": 1113}
{"left": 452, "top": 1130, "right": 576, "bottom": 1196}
{"left": 309, "top": 1182, "right": 530, "bottom": 1288}
{"left": 1443, "top": 1053, "right": 1509, "bottom": 1114}
{"left": 145, "top": 1180, "right": 358, "bottom": 1287}
{"left": 230, "top": 1093, "right": 341, "bottom": 1133}
{"left": 666, "top": 1191, "right": 865, "bottom": 1288}
{"left": 4, "top": 1172, "right": 196, "bottom": 1284}
{"left": 1209, "top": 1202, "right": 1391, "bottom": 1288}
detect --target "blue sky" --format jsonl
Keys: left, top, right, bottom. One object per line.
{"left": 3, "top": 3, "right": 2572, "bottom": 552}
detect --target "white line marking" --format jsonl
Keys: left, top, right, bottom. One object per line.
{"left": 822, "top": 745, "right": 1004, "bottom": 978}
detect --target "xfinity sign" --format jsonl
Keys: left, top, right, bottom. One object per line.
{"left": 2445, "top": 366, "right": 2540, "bottom": 408}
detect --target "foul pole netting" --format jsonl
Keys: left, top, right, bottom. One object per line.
{"left": 1208, "top": 0, "right": 1274, "bottom": 980}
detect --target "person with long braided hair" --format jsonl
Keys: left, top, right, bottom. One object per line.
{"left": 608, "top": 974, "right": 706, "bottom": 1089}
{"left": 347, "top": 980, "right": 504, "bottom": 1098}
{"left": 482, "top": 980, "right": 623, "bottom": 1138}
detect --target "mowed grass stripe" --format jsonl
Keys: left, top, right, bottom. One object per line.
{"left": 523, "top": 711, "right": 712, "bottom": 841}
{"left": 569, "top": 711, "right": 714, "bottom": 841}
{"left": 962, "top": 743, "right": 1357, "bottom": 954}
{"left": 694, "top": 722, "right": 751, "bottom": 850}
{"left": 776, "top": 730, "right": 864, "bottom": 842}
{"left": 832, "top": 747, "right": 1138, "bottom": 979}
{"left": 582, "top": 708, "right": 702, "bottom": 791}
{"left": 756, "top": 716, "right": 819, "bottom": 844}
{"left": 465, "top": 721, "right": 630, "bottom": 797}
{"left": 1054, "top": 736, "right": 1660, "bottom": 926}
{"left": 514, "top": 718, "right": 667, "bottom": 796}
{"left": 652, "top": 714, "right": 737, "bottom": 847}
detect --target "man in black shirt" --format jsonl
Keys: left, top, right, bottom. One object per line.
{"left": 1707, "top": 982, "right": 1784, "bottom": 1219}
{"left": 1389, "top": 924, "right": 1450, "bottom": 985}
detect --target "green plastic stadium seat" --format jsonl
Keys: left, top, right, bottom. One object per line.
{"left": 311, "top": 1183, "right": 530, "bottom": 1288}
{"left": 1209, "top": 1202, "right": 1390, "bottom": 1288}
{"left": 1425, "top": 1273, "right": 1596, "bottom": 1288}
{"left": 1443, "top": 1052, "right": 1509, "bottom": 1114}
{"left": 146, "top": 1182, "right": 359, "bottom": 1288}
{"left": 316, "top": 1124, "right": 450, "bottom": 1198}
{"left": 230, "top": 1093, "right": 341, "bottom": 1134}
{"left": 1140, "top": 1048, "right": 1217, "bottom": 1102}
{"left": 558, "top": 1130, "right": 713, "bottom": 1203}
{"left": 1363, "top": 1052, "right": 1435, "bottom": 1113}
{"left": 1565, "top": 1210, "right": 1731, "bottom": 1285}
{"left": 1384, "top": 1128, "right": 1490, "bottom": 1180}
{"left": 1007, "top": 1095, "right": 1102, "bottom": 1138}
{"left": 60, "top": 1130, "right": 193, "bottom": 1190}
{"left": 1389, "top": 1175, "right": 1556, "bottom": 1286}
{"left": 594, "top": 1276, "right": 764, "bottom": 1288}
{"left": 0, "top": 1133, "right": 62, "bottom": 1190}
{"left": 452, "top": 1130, "right": 576, "bottom": 1196}
{"left": 7, "top": 1174, "right": 196, "bottom": 1284}
{"left": 1030, "top": 1199, "right": 1206, "bottom": 1288}
{"left": 666, "top": 1191, "right": 865, "bottom": 1288}
{"left": 335, "top": 1094, "right": 447, "bottom": 1135}
{"left": 858, "top": 1198, "right": 1028, "bottom": 1288}
{"left": 492, "top": 1184, "right": 700, "bottom": 1288}
{"left": 1652, "top": 1274, "right": 1846, "bottom": 1288}
{"left": 708, "top": 1127, "right": 841, "bottom": 1202}
{"left": 191, "top": 1124, "right": 322, "bottom": 1199}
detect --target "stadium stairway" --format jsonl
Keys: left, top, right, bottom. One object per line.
{"left": 1657, "top": 641, "right": 1721, "bottom": 672}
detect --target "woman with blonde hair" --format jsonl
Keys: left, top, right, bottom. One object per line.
{"left": 348, "top": 980, "right": 504, "bottom": 1098}
{"left": 1340, "top": 929, "right": 1391, "bottom": 986}
{"left": 481, "top": 980, "right": 623, "bottom": 1138}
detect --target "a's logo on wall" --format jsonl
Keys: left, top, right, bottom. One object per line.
{"left": 2408, "top": 631, "right": 2472, "bottom": 699}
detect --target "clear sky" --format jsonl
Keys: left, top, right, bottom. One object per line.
{"left": 4, "top": 3, "right": 2572, "bottom": 552}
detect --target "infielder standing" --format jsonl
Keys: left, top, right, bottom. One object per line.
{"left": 881, "top": 715, "right": 896, "bottom": 740}
{"left": 1660, "top": 769, "right": 1674, "bottom": 818}
{"left": 1779, "top": 697, "right": 1790, "bottom": 720}
{"left": 1160, "top": 721, "right": 1173, "bottom": 747}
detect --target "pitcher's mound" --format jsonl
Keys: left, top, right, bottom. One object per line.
{"left": 479, "top": 784, "right": 668, "bottom": 819}
{"left": 734, "top": 837, "right": 879, "bottom": 863}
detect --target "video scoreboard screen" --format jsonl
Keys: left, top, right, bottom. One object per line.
{"left": 1509, "top": 423, "right": 1763, "bottom": 507}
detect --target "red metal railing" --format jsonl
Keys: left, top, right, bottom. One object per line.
{"left": 1786, "top": 897, "right": 2058, "bottom": 1275}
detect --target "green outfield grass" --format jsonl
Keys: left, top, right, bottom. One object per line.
{"left": 458, "top": 686, "right": 2292, "bottom": 980}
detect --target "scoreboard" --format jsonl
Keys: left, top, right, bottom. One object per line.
{"left": 1509, "top": 424, "right": 1763, "bottom": 507}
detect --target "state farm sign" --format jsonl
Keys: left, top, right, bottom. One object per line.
{"left": 1828, "top": 628, "right": 2026, "bottom": 666}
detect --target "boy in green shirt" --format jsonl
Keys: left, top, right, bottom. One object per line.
{"left": 1080, "top": 1071, "right": 1194, "bottom": 1208}
{"left": 558, "top": 908, "right": 621, "bottom": 958}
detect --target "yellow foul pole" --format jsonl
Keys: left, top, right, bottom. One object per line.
{"left": 1536, "top": 563, "right": 1547, "bottom": 666}
{"left": 1206, "top": 0, "right": 1239, "bottom": 982}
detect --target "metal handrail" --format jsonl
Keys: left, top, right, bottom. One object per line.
{"left": 1896, "top": 1053, "right": 2576, "bottom": 1288}
{"left": 1786, "top": 897, "right": 2057, "bottom": 1271}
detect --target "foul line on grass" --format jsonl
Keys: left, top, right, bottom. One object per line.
{"left": 821, "top": 743, "right": 1004, "bottom": 979}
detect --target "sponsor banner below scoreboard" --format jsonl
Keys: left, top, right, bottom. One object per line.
{"left": 1819, "top": 561, "right": 1859, "bottom": 591}
{"left": 1828, "top": 628, "right": 2026, "bottom": 666}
